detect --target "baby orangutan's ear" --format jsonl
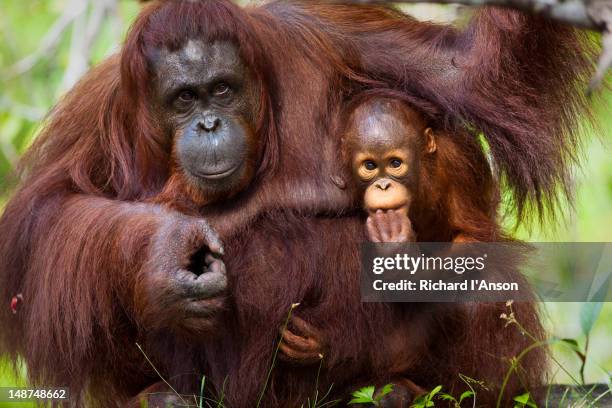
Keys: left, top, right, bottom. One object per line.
{"left": 330, "top": 174, "right": 347, "bottom": 190}
{"left": 424, "top": 128, "right": 437, "bottom": 154}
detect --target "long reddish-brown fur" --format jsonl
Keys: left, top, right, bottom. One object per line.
{"left": 0, "top": 0, "right": 594, "bottom": 406}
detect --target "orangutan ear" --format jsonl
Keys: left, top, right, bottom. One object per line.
{"left": 424, "top": 128, "right": 437, "bottom": 154}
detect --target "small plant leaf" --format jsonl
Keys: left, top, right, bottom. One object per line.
{"left": 199, "top": 375, "right": 206, "bottom": 408}
{"left": 559, "top": 337, "right": 586, "bottom": 362}
{"left": 438, "top": 393, "right": 457, "bottom": 402}
{"left": 429, "top": 385, "right": 442, "bottom": 398}
{"left": 376, "top": 384, "right": 394, "bottom": 400}
{"left": 513, "top": 392, "right": 537, "bottom": 408}
{"left": 559, "top": 338, "right": 579, "bottom": 348}
{"left": 349, "top": 386, "right": 376, "bottom": 405}
{"left": 348, "top": 397, "right": 375, "bottom": 404}
{"left": 514, "top": 393, "right": 529, "bottom": 403}
{"left": 411, "top": 397, "right": 435, "bottom": 408}
{"left": 459, "top": 391, "right": 474, "bottom": 404}
{"left": 579, "top": 302, "right": 603, "bottom": 336}
{"left": 411, "top": 386, "right": 443, "bottom": 408}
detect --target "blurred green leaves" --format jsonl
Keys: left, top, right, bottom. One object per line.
{"left": 0, "top": 0, "right": 140, "bottom": 196}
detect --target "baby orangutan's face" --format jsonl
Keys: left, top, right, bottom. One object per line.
{"left": 345, "top": 98, "right": 436, "bottom": 215}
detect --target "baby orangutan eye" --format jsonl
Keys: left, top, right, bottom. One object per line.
{"left": 364, "top": 160, "right": 377, "bottom": 171}
{"left": 390, "top": 158, "right": 402, "bottom": 168}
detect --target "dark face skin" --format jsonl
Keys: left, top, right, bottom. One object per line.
{"left": 153, "top": 39, "right": 261, "bottom": 200}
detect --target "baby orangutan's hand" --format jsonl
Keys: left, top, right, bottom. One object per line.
{"left": 366, "top": 209, "right": 414, "bottom": 243}
{"left": 279, "top": 315, "right": 325, "bottom": 365}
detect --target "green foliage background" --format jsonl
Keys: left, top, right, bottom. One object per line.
{"left": 0, "top": 0, "right": 610, "bottom": 405}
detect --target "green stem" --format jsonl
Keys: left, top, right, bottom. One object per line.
{"left": 496, "top": 340, "right": 549, "bottom": 408}
{"left": 511, "top": 305, "right": 584, "bottom": 388}
{"left": 580, "top": 334, "right": 590, "bottom": 385}
{"left": 136, "top": 343, "right": 189, "bottom": 407}
{"left": 256, "top": 303, "right": 298, "bottom": 407}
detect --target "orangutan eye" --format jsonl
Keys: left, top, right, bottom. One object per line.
{"left": 212, "top": 82, "right": 231, "bottom": 96}
{"left": 177, "top": 90, "right": 197, "bottom": 102}
{"left": 364, "top": 160, "right": 377, "bottom": 171}
{"left": 390, "top": 158, "right": 402, "bottom": 168}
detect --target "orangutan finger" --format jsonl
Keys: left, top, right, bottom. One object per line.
{"left": 279, "top": 341, "right": 322, "bottom": 364}
{"left": 281, "top": 328, "right": 320, "bottom": 353}
{"left": 397, "top": 211, "right": 412, "bottom": 242}
{"left": 289, "top": 316, "right": 322, "bottom": 339}
{"left": 194, "top": 219, "right": 224, "bottom": 256}
{"left": 382, "top": 211, "right": 394, "bottom": 242}
{"left": 366, "top": 216, "right": 382, "bottom": 242}
{"left": 375, "top": 210, "right": 391, "bottom": 241}
{"left": 389, "top": 211, "right": 403, "bottom": 240}
{"left": 373, "top": 210, "right": 384, "bottom": 240}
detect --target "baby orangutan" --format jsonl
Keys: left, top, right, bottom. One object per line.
{"left": 279, "top": 97, "right": 441, "bottom": 404}
{"left": 345, "top": 97, "right": 436, "bottom": 244}
{"left": 280, "top": 95, "right": 498, "bottom": 386}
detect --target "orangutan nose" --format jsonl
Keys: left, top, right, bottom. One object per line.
{"left": 375, "top": 179, "right": 391, "bottom": 191}
{"left": 198, "top": 115, "right": 220, "bottom": 132}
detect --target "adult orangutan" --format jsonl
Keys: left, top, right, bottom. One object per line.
{"left": 0, "top": 0, "right": 594, "bottom": 407}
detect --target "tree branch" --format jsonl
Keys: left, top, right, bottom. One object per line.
{"left": 3, "top": 0, "right": 88, "bottom": 78}
{"left": 587, "top": 0, "right": 612, "bottom": 92}
{"left": 333, "top": 0, "right": 611, "bottom": 91}
{"left": 339, "top": 0, "right": 604, "bottom": 29}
